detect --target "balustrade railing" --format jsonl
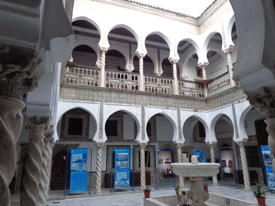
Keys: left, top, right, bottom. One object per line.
{"left": 64, "top": 66, "right": 232, "bottom": 98}
{"left": 207, "top": 72, "right": 230, "bottom": 96}
{"left": 105, "top": 71, "right": 139, "bottom": 90}
{"left": 64, "top": 66, "right": 100, "bottom": 87}
{"left": 178, "top": 80, "right": 205, "bottom": 98}
{"left": 144, "top": 75, "right": 174, "bottom": 94}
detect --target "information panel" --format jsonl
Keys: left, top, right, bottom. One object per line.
{"left": 260, "top": 145, "right": 275, "bottom": 191}
{"left": 114, "top": 148, "right": 130, "bottom": 189}
{"left": 194, "top": 151, "right": 205, "bottom": 163}
{"left": 70, "top": 148, "right": 88, "bottom": 193}
{"left": 70, "top": 148, "right": 88, "bottom": 171}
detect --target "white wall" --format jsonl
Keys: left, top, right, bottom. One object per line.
{"left": 156, "top": 115, "right": 173, "bottom": 142}
{"left": 123, "top": 114, "right": 135, "bottom": 140}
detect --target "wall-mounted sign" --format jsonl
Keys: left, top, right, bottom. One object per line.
{"left": 260, "top": 145, "right": 275, "bottom": 191}
{"left": 114, "top": 148, "right": 130, "bottom": 189}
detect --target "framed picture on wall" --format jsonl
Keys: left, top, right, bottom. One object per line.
{"left": 196, "top": 67, "right": 202, "bottom": 77}
{"left": 229, "top": 160, "right": 233, "bottom": 168}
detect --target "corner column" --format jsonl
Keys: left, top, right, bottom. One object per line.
{"left": 169, "top": 58, "right": 179, "bottom": 95}
{"left": 236, "top": 141, "right": 250, "bottom": 190}
{"left": 21, "top": 116, "right": 49, "bottom": 206}
{"left": 136, "top": 52, "right": 145, "bottom": 91}
{"left": 95, "top": 142, "right": 104, "bottom": 195}
{"left": 176, "top": 143, "right": 184, "bottom": 188}
{"left": 207, "top": 143, "right": 218, "bottom": 186}
{"left": 38, "top": 133, "right": 55, "bottom": 205}
{"left": 140, "top": 143, "right": 147, "bottom": 190}
{"left": 0, "top": 57, "right": 41, "bottom": 205}
{"left": 223, "top": 47, "right": 236, "bottom": 87}
{"left": 100, "top": 47, "right": 108, "bottom": 87}
{"left": 247, "top": 87, "right": 275, "bottom": 173}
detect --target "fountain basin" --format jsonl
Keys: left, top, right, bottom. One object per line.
{"left": 171, "top": 163, "right": 220, "bottom": 177}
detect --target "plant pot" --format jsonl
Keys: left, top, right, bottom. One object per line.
{"left": 144, "top": 191, "right": 150, "bottom": 198}
{"left": 257, "top": 197, "right": 266, "bottom": 206}
{"left": 204, "top": 186, "right": 208, "bottom": 192}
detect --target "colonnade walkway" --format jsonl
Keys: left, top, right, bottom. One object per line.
{"left": 11, "top": 182, "right": 275, "bottom": 205}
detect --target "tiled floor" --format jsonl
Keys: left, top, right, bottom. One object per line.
{"left": 11, "top": 182, "right": 275, "bottom": 206}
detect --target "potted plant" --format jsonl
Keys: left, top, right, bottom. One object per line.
{"left": 204, "top": 183, "right": 208, "bottom": 192}
{"left": 252, "top": 182, "right": 266, "bottom": 206}
{"left": 143, "top": 187, "right": 151, "bottom": 198}
{"left": 175, "top": 184, "right": 191, "bottom": 206}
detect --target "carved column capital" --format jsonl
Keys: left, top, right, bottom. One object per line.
{"left": 0, "top": 52, "right": 42, "bottom": 100}
{"left": 223, "top": 46, "right": 234, "bottom": 54}
{"left": 247, "top": 86, "right": 275, "bottom": 119}
{"left": 168, "top": 57, "right": 178, "bottom": 64}
{"left": 235, "top": 141, "right": 246, "bottom": 147}
{"left": 25, "top": 116, "right": 50, "bottom": 138}
{"left": 140, "top": 143, "right": 147, "bottom": 149}
{"left": 197, "top": 62, "right": 209, "bottom": 69}
{"left": 176, "top": 143, "right": 183, "bottom": 148}
{"left": 100, "top": 47, "right": 108, "bottom": 53}
{"left": 96, "top": 142, "right": 105, "bottom": 148}
{"left": 206, "top": 142, "right": 217, "bottom": 148}
{"left": 136, "top": 52, "right": 146, "bottom": 59}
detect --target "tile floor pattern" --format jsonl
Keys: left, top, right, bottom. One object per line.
{"left": 11, "top": 182, "right": 275, "bottom": 206}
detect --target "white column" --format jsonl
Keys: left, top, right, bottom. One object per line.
{"left": 176, "top": 143, "right": 184, "bottom": 188}
{"left": 136, "top": 52, "right": 145, "bottom": 91}
{"left": 140, "top": 143, "right": 147, "bottom": 190}
{"left": 0, "top": 97, "right": 25, "bottom": 205}
{"left": 247, "top": 86, "right": 275, "bottom": 173}
{"left": 224, "top": 48, "right": 236, "bottom": 87}
{"left": 100, "top": 47, "right": 108, "bottom": 87}
{"left": 95, "top": 142, "right": 104, "bottom": 195}
{"left": 198, "top": 62, "right": 209, "bottom": 98}
{"left": 0, "top": 57, "right": 41, "bottom": 205}
{"left": 169, "top": 58, "right": 179, "bottom": 95}
{"left": 236, "top": 141, "right": 250, "bottom": 190}
{"left": 21, "top": 116, "right": 49, "bottom": 206}
{"left": 207, "top": 143, "right": 218, "bottom": 186}
{"left": 38, "top": 133, "right": 55, "bottom": 205}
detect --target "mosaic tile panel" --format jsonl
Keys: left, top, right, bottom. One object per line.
{"left": 60, "top": 85, "right": 247, "bottom": 111}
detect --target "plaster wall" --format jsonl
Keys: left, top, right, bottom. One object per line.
{"left": 103, "top": 103, "right": 141, "bottom": 142}
{"left": 156, "top": 115, "right": 173, "bottom": 142}
{"left": 123, "top": 114, "right": 135, "bottom": 140}
{"left": 145, "top": 107, "right": 178, "bottom": 143}
{"left": 56, "top": 100, "right": 100, "bottom": 141}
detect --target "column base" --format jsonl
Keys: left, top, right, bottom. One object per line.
{"left": 95, "top": 191, "right": 102, "bottom": 196}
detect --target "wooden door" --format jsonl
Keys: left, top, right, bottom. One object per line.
{"left": 51, "top": 151, "right": 70, "bottom": 190}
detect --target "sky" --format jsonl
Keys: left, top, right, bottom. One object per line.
{"left": 134, "top": 0, "right": 215, "bottom": 17}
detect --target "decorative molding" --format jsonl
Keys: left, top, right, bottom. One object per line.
{"left": 0, "top": 55, "right": 42, "bottom": 100}
{"left": 247, "top": 86, "right": 275, "bottom": 119}
{"left": 60, "top": 85, "right": 247, "bottom": 111}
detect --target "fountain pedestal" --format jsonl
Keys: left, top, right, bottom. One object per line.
{"left": 189, "top": 177, "right": 209, "bottom": 206}
{"left": 172, "top": 155, "right": 220, "bottom": 206}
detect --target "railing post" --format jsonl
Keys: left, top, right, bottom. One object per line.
{"left": 136, "top": 52, "right": 146, "bottom": 91}
{"left": 100, "top": 47, "right": 108, "bottom": 87}
{"left": 223, "top": 47, "right": 236, "bottom": 88}
{"left": 169, "top": 58, "right": 179, "bottom": 95}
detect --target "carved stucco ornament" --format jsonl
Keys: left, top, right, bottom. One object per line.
{"left": 247, "top": 86, "right": 275, "bottom": 119}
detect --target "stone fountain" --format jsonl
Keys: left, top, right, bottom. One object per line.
{"left": 171, "top": 155, "right": 220, "bottom": 206}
